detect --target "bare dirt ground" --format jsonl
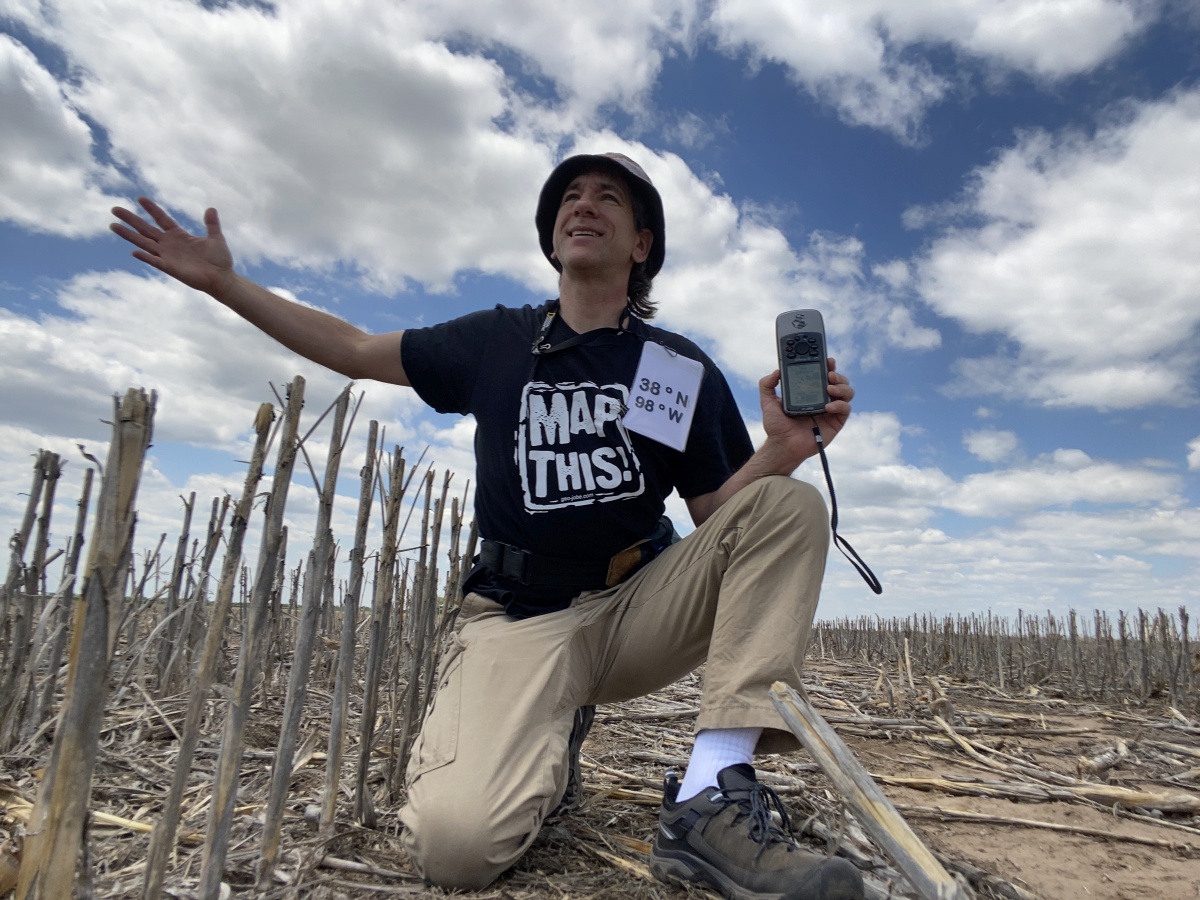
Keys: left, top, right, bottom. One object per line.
{"left": 3, "top": 657, "right": 1198, "bottom": 899}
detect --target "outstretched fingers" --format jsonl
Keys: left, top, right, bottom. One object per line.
{"left": 137, "top": 196, "right": 180, "bottom": 232}
{"left": 108, "top": 198, "right": 234, "bottom": 292}
{"left": 109, "top": 215, "right": 163, "bottom": 260}
{"left": 110, "top": 197, "right": 196, "bottom": 263}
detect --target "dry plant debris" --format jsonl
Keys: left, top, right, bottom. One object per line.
{"left": 3, "top": 660, "right": 1200, "bottom": 899}
{"left": 2, "top": 384, "right": 1198, "bottom": 899}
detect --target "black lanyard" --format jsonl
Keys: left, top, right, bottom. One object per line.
{"left": 530, "top": 300, "right": 636, "bottom": 356}
{"left": 812, "top": 425, "right": 882, "bottom": 594}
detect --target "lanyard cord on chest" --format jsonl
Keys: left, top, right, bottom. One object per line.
{"left": 527, "top": 300, "right": 642, "bottom": 390}
{"left": 530, "top": 300, "right": 637, "bottom": 356}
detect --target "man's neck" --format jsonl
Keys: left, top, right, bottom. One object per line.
{"left": 557, "top": 275, "right": 629, "bottom": 332}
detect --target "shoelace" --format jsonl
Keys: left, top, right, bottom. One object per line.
{"left": 731, "top": 781, "right": 797, "bottom": 860}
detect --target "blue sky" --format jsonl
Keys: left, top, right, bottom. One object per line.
{"left": 1, "top": 0, "right": 1197, "bottom": 621}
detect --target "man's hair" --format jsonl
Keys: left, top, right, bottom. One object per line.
{"left": 626, "top": 178, "right": 656, "bottom": 319}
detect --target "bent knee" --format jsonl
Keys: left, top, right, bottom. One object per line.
{"left": 742, "top": 474, "right": 827, "bottom": 519}
{"left": 401, "top": 792, "right": 539, "bottom": 889}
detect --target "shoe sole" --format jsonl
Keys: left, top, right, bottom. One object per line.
{"left": 649, "top": 847, "right": 781, "bottom": 900}
{"left": 649, "top": 847, "right": 865, "bottom": 900}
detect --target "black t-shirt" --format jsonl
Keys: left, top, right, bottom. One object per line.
{"left": 401, "top": 301, "right": 753, "bottom": 615}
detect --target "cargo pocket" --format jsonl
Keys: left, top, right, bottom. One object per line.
{"left": 408, "top": 633, "right": 465, "bottom": 780}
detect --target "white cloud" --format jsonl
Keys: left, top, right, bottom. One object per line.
{"left": 812, "top": 415, "right": 1184, "bottom": 525}
{"left": 14, "top": 0, "right": 563, "bottom": 294}
{"left": 815, "top": 412, "right": 955, "bottom": 530}
{"left": 798, "top": 412, "right": 1198, "bottom": 619}
{"left": 709, "top": 1, "right": 947, "bottom": 141}
{"left": 909, "top": 0, "right": 1150, "bottom": 78}
{"left": 872, "top": 259, "right": 911, "bottom": 290}
{"left": 1188, "top": 435, "right": 1200, "bottom": 471}
{"left": 0, "top": 35, "right": 126, "bottom": 236}
{"left": 709, "top": 0, "right": 1154, "bottom": 140}
{"left": 886, "top": 306, "right": 941, "bottom": 350}
{"left": 914, "top": 88, "right": 1200, "bottom": 410}
{"left": 403, "top": 0, "right": 699, "bottom": 123}
{"left": 1017, "top": 507, "right": 1200, "bottom": 559}
{"left": 963, "top": 428, "right": 1020, "bottom": 463}
{"left": 0, "top": 269, "right": 435, "bottom": 453}
{"left": 661, "top": 111, "right": 728, "bottom": 150}
{"left": 818, "top": 509, "right": 1199, "bottom": 620}
{"left": 5, "top": 0, "right": 699, "bottom": 299}
{"left": 946, "top": 448, "right": 1182, "bottom": 517}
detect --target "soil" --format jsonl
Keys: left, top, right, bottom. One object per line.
{"left": 2, "top": 658, "right": 1198, "bottom": 899}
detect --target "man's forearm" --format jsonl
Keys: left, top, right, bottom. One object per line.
{"left": 211, "top": 274, "right": 400, "bottom": 382}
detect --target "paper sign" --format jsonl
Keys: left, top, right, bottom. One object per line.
{"left": 623, "top": 341, "right": 704, "bottom": 451}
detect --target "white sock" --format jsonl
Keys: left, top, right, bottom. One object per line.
{"left": 677, "top": 727, "right": 762, "bottom": 802}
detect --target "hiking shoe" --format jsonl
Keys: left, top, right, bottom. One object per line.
{"left": 549, "top": 704, "right": 595, "bottom": 818}
{"left": 649, "top": 764, "right": 865, "bottom": 900}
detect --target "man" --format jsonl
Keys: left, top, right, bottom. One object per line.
{"left": 111, "top": 152, "right": 864, "bottom": 900}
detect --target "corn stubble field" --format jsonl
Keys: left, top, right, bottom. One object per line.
{"left": 1, "top": 382, "right": 1197, "bottom": 900}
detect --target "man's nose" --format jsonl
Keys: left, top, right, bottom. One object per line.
{"left": 570, "top": 191, "right": 598, "bottom": 214}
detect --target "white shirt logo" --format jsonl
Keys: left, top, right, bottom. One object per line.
{"left": 516, "top": 380, "right": 645, "bottom": 511}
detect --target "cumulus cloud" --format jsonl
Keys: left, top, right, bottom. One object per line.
{"left": 403, "top": 0, "right": 699, "bottom": 122}
{"left": 817, "top": 417, "right": 1183, "bottom": 525}
{"left": 813, "top": 412, "right": 955, "bottom": 531}
{"left": 0, "top": 269, "right": 432, "bottom": 450}
{"left": 1188, "top": 435, "right": 1200, "bottom": 471}
{"left": 661, "top": 111, "right": 729, "bottom": 151}
{"left": 13, "top": 0, "right": 563, "bottom": 294}
{"left": 9, "top": 0, "right": 901, "bottom": 321}
{"left": 964, "top": 428, "right": 1020, "bottom": 463}
{"left": 818, "top": 508, "right": 1199, "bottom": 620}
{"left": 913, "top": 88, "right": 1200, "bottom": 410}
{"left": 945, "top": 449, "right": 1182, "bottom": 517}
{"left": 4, "top": 0, "right": 701, "bottom": 299}
{"left": 0, "top": 35, "right": 126, "bottom": 236}
{"left": 794, "top": 412, "right": 1197, "bottom": 618}
{"left": 709, "top": 0, "right": 1154, "bottom": 140}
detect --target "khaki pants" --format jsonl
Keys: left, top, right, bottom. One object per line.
{"left": 399, "top": 475, "right": 828, "bottom": 888}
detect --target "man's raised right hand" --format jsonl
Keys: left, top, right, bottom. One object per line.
{"left": 111, "top": 198, "right": 234, "bottom": 298}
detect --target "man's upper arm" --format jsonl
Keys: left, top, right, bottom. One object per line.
{"left": 356, "top": 330, "right": 410, "bottom": 386}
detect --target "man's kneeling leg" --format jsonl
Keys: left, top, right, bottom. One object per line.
{"left": 399, "top": 595, "right": 580, "bottom": 888}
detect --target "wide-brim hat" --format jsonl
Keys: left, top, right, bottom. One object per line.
{"left": 536, "top": 152, "right": 665, "bottom": 279}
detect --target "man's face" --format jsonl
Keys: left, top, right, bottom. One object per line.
{"left": 551, "top": 169, "right": 653, "bottom": 278}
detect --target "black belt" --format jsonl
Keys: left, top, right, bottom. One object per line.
{"left": 478, "top": 540, "right": 610, "bottom": 587}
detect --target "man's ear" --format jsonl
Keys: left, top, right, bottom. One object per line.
{"left": 632, "top": 228, "right": 653, "bottom": 264}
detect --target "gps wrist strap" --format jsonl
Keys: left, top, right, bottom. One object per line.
{"left": 813, "top": 425, "right": 882, "bottom": 595}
